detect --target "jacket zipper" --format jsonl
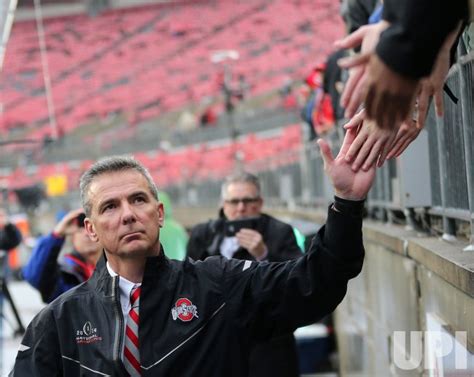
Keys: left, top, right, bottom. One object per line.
{"left": 111, "top": 276, "right": 125, "bottom": 369}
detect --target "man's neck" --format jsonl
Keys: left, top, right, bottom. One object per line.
{"left": 106, "top": 256, "right": 147, "bottom": 284}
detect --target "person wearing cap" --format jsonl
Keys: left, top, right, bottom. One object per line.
{"left": 22, "top": 208, "right": 101, "bottom": 303}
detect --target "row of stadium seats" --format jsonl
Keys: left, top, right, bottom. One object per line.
{"left": 1, "top": 0, "right": 343, "bottom": 140}
{"left": 1, "top": 124, "right": 302, "bottom": 191}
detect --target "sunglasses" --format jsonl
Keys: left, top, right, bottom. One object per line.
{"left": 224, "top": 197, "right": 260, "bottom": 206}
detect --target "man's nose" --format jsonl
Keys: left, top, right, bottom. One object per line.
{"left": 121, "top": 202, "right": 137, "bottom": 224}
{"left": 236, "top": 201, "right": 247, "bottom": 210}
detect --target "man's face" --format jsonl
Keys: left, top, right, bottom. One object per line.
{"left": 222, "top": 182, "right": 263, "bottom": 221}
{"left": 84, "top": 170, "right": 164, "bottom": 260}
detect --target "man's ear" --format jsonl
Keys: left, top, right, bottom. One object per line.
{"left": 157, "top": 202, "right": 165, "bottom": 228}
{"left": 84, "top": 218, "right": 99, "bottom": 242}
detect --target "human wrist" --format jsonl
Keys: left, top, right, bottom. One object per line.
{"left": 334, "top": 190, "right": 366, "bottom": 202}
{"left": 51, "top": 230, "right": 65, "bottom": 239}
{"left": 331, "top": 196, "right": 365, "bottom": 217}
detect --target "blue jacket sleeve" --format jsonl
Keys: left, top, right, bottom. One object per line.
{"left": 22, "top": 233, "right": 73, "bottom": 303}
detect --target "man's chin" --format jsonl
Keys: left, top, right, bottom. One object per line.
{"left": 119, "top": 242, "right": 159, "bottom": 257}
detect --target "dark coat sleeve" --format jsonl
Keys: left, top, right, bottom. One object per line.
{"left": 0, "top": 223, "right": 22, "bottom": 251}
{"left": 378, "top": 0, "right": 468, "bottom": 78}
{"left": 221, "top": 205, "right": 364, "bottom": 341}
{"left": 9, "top": 307, "right": 63, "bottom": 376}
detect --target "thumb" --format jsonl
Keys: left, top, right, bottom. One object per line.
{"left": 317, "top": 139, "right": 334, "bottom": 171}
{"left": 338, "top": 52, "right": 371, "bottom": 69}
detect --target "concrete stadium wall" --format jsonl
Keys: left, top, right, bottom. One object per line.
{"left": 336, "top": 222, "right": 473, "bottom": 376}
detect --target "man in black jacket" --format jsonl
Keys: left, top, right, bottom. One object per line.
{"left": 187, "top": 172, "right": 302, "bottom": 262}
{"left": 187, "top": 172, "right": 302, "bottom": 377}
{"left": 10, "top": 129, "right": 375, "bottom": 377}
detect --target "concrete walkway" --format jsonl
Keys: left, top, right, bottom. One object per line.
{"left": 0, "top": 281, "right": 45, "bottom": 376}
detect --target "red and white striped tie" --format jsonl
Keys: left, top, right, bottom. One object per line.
{"left": 123, "top": 286, "right": 141, "bottom": 376}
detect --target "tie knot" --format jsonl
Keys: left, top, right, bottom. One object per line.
{"left": 130, "top": 286, "right": 141, "bottom": 306}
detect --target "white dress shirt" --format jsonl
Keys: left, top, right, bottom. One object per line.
{"left": 106, "top": 262, "right": 141, "bottom": 353}
{"left": 219, "top": 236, "right": 240, "bottom": 259}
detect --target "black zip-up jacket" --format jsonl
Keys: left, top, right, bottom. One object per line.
{"left": 187, "top": 211, "right": 302, "bottom": 263}
{"left": 10, "top": 205, "right": 364, "bottom": 377}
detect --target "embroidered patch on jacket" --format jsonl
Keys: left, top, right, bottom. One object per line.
{"left": 171, "top": 298, "right": 199, "bottom": 322}
{"left": 75, "top": 321, "right": 102, "bottom": 344}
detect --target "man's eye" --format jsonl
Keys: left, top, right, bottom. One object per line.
{"left": 134, "top": 196, "right": 145, "bottom": 203}
{"left": 103, "top": 204, "right": 115, "bottom": 212}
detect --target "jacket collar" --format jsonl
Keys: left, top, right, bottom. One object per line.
{"left": 90, "top": 247, "right": 170, "bottom": 296}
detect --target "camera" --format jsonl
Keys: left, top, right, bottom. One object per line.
{"left": 224, "top": 217, "right": 260, "bottom": 237}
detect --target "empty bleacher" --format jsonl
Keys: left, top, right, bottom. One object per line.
{"left": 1, "top": 0, "right": 343, "bottom": 140}
{"left": 0, "top": 122, "right": 303, "bottom": 191}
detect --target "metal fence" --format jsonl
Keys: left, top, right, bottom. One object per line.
{"left": 174, "top": 51, "right": 474, "bottom": 250}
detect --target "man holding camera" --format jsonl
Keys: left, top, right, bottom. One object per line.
{"left": 22, "top": 208, "right": 101, "bottom": 303}
{"left": 187, "top": 172, "right": 302, "bottom": 377}
{"left": 187, "top": 172, "right": 302, "bottom": 263}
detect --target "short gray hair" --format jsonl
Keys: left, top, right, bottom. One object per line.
{"left": 221, "top": 172, "right": 261, "bottom": 201}
{"left": 80, "top": 156, "right": 158, "bottom": 216}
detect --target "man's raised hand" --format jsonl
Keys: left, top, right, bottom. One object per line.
{"left": 317, "top": 129, "right": 376, "bottom": 201}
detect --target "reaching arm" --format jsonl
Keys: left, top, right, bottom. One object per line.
{"left": 22, "top": 234, "right": 68, "bottom": 303}
{"left": 221, "top": 129, "right": 375, "bottom": 337}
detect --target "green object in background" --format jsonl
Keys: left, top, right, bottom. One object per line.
{"left": 293, "top": 227, "right": 306, "bottom": 253}
{"left": 159, "top": 192, "right": 188, "bottom": 261}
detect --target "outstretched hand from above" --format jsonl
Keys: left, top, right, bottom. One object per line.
{"left": 343, "top": 109, "right": 421, "bottom": 171}
{"left": 336, "top": 20, "right": 390, "bottom": 119}
{"left": 317, "top": 128, "right": 376, "bottom": 201}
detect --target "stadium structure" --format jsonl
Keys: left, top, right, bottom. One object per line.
{"left": 0, "top": 0, "right": 344, "bottom": 207}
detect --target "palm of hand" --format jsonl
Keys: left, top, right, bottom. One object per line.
{"left": 330, "top": 151, "right": 376, "bottom": 200}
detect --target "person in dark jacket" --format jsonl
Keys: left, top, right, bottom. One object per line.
{"left": 22, "top": 208, "right": 101, "bottom": 303}
{"left": 187, "top": 172, "right": 302, "bottom": 377}
{"left": 0, "top": 208, "right": 22, "bottom": 252}
{"left": 10, "top": 130, "right": 375, "bottom": 376}
{"left": 187, "top": 172, "right": 301, "bottom": 262}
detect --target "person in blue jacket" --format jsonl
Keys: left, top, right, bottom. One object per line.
{"left": 22, "top": 208, "right": 101, "bottom": 303}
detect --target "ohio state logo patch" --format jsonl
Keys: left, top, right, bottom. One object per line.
{"left": 171, "top": 298, "right": 199, "bottom": 322}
